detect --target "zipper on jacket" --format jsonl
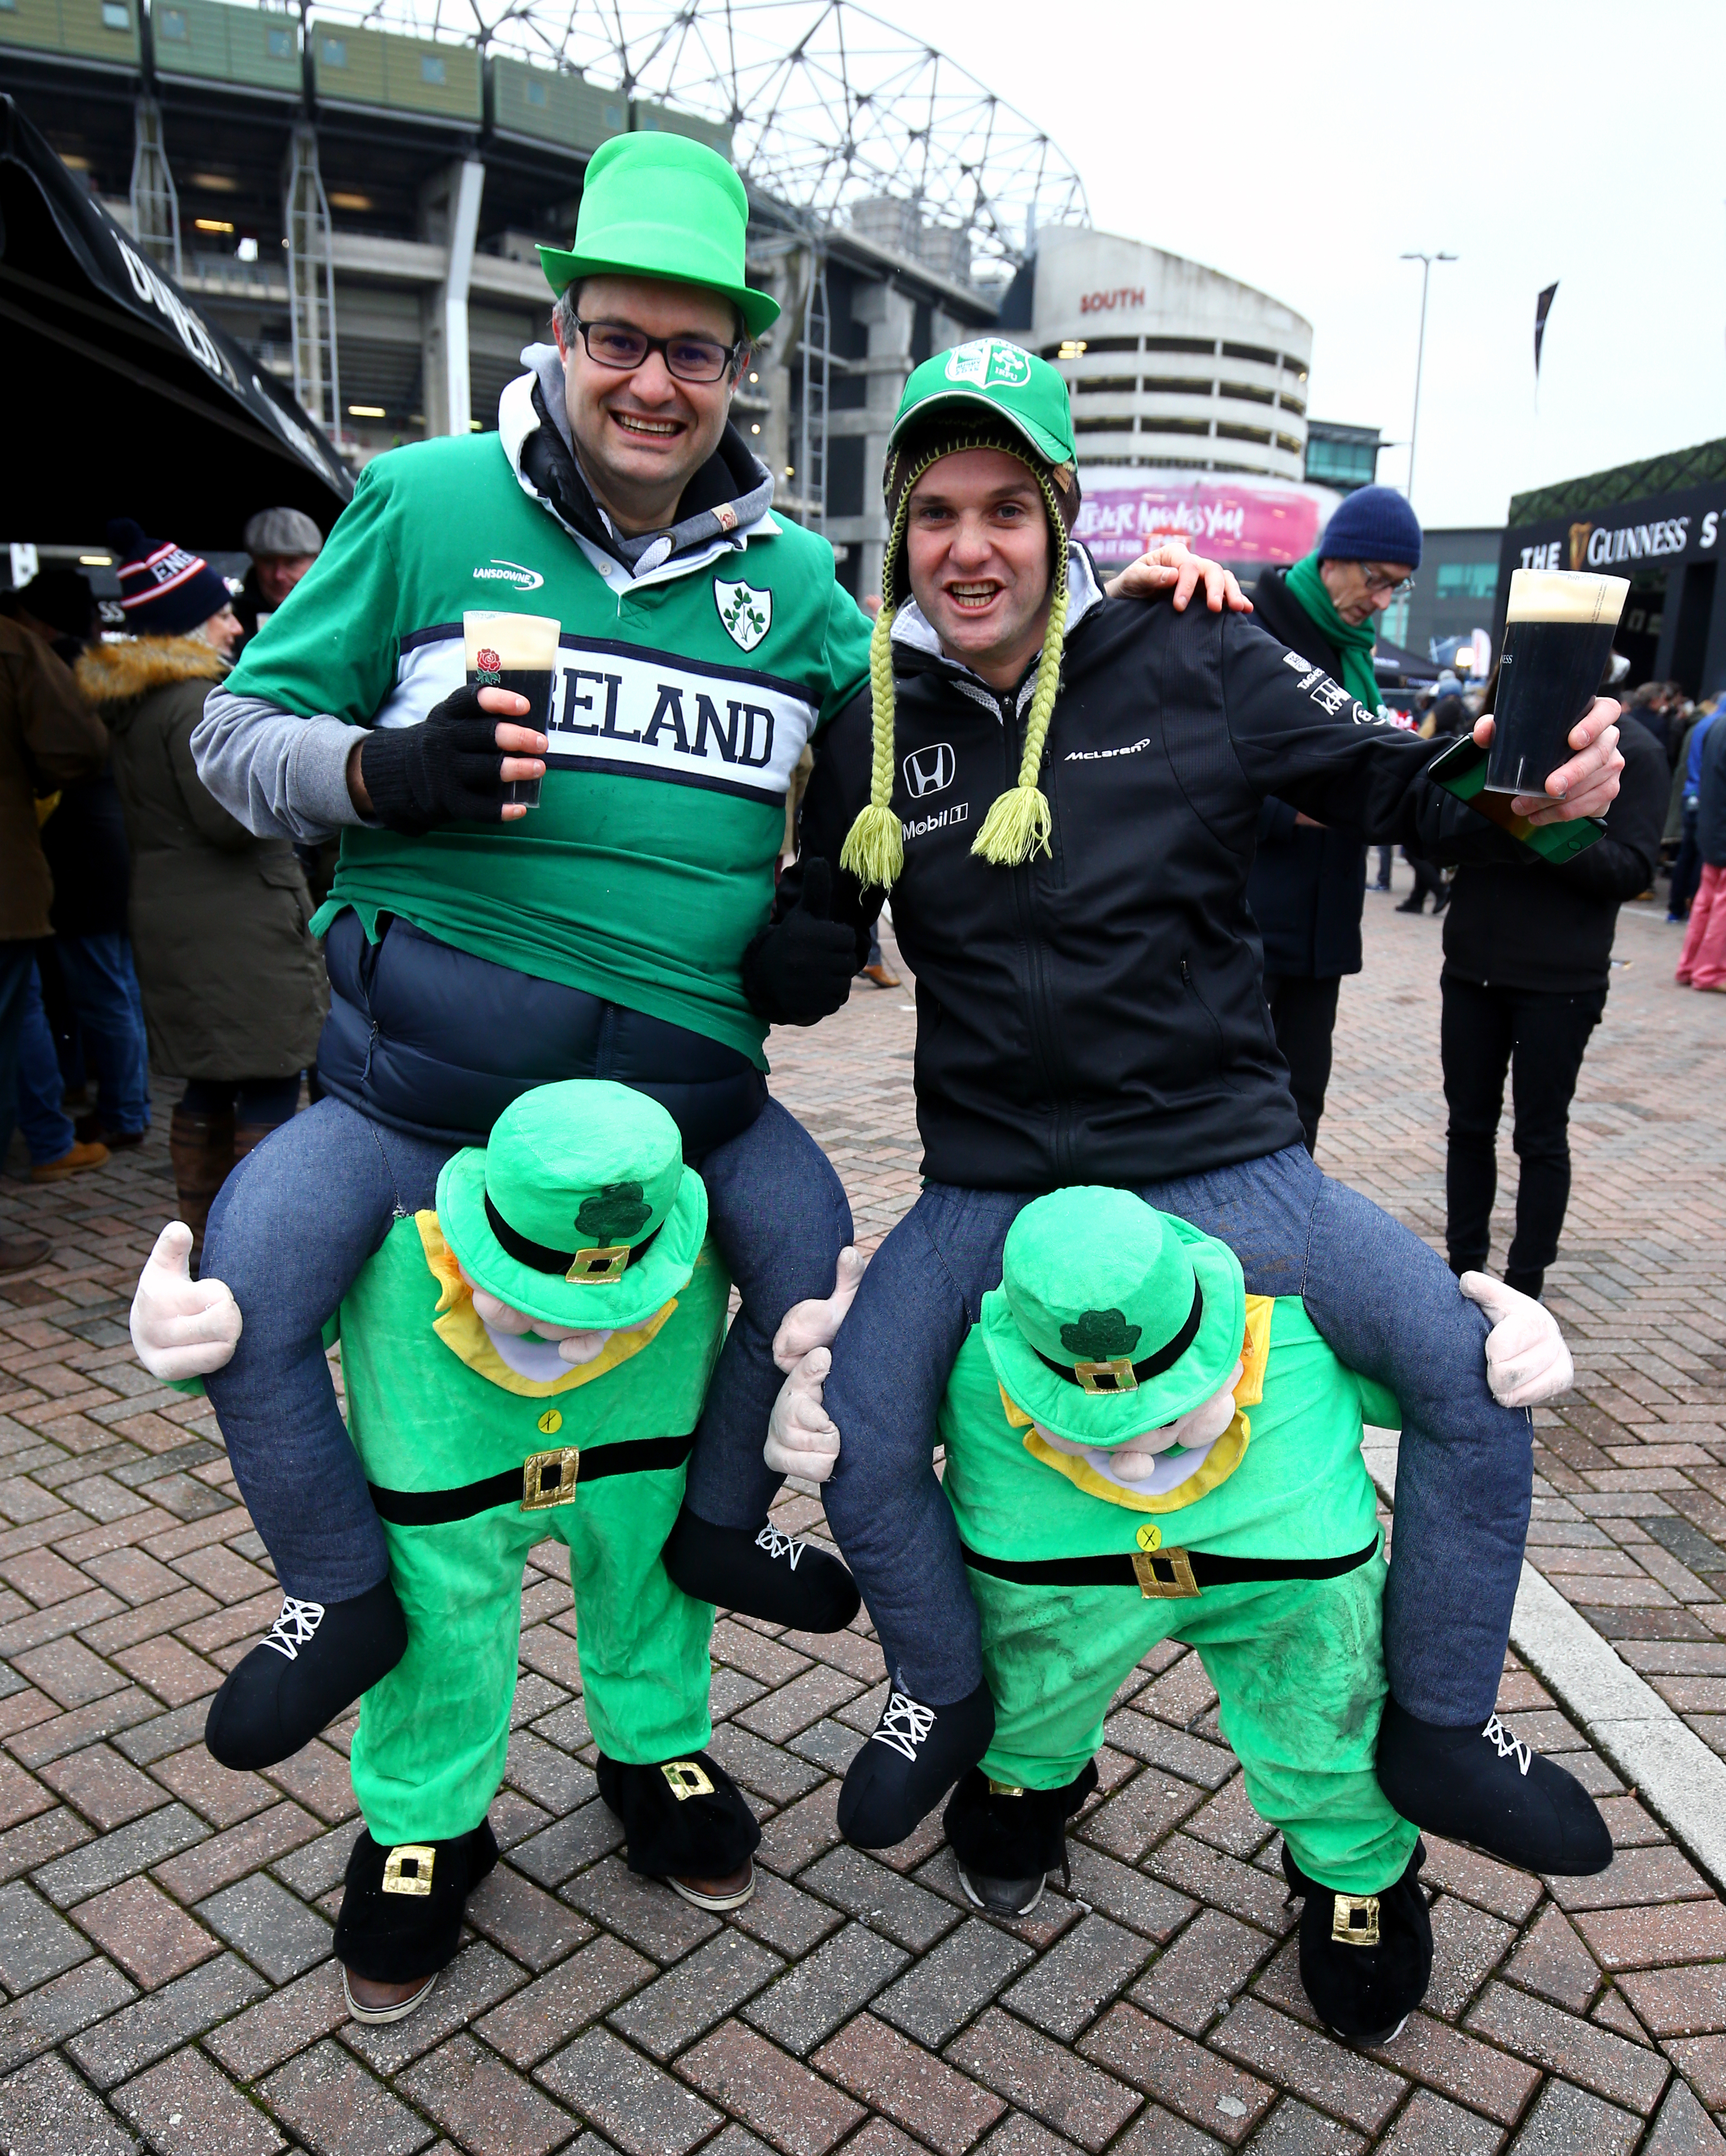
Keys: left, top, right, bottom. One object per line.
{"left": 999, "top": 686, "right": 1069, "bottom": 1179}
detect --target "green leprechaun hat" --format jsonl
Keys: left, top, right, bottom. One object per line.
{"left": 437, "top": 1080, "right": 708, "bottom": 1333}
{"left": 840, "top": 339, "right": 1080, "bottom": 893}
{"left": 981, "top": 1188, "right": 1246, "bottom": 1448}
{"left": 538, "top": 133, "right": 780, "bottom": 340}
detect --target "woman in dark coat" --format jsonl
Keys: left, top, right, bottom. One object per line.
{"left": 82, "top": 521, "right": 327, "bottom": 1246}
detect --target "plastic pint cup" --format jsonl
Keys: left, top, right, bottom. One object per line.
{"left": 1484, "top": 570, "right": 1627, "bottom": 798}
{"left": 464, "top": 610, "right": 561, "bottom": 808}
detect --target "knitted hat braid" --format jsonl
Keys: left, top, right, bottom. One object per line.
{"left": 839, "top": 432, "right": 1073, "bottom": 891}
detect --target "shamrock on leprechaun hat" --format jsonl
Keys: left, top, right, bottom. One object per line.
{"left": 437, "top": 1080, "right": 708, "bottom": 1333}
{"left": 981, "top": 1188, "right": 1246, "bottom": 1449}
{"left": 538, "top": 133, "right": 779, "bottom": 340}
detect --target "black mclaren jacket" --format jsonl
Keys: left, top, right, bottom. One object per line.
{"left": 786, "top": 562, "right": 1517, "bottom": 1191}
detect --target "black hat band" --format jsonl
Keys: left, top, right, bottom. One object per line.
{"left": 484, "top": 1193, "right": 664, "bottom": 1280}
{"left": 1032, "top": 1279, "right": 1204, "bottom": 1394}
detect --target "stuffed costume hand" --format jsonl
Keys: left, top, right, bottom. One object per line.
{"left": 358, "top": 684, "right": 513, "bottom": 833}
{"left": 765, "top": 1346, "right": 841, "bottom": 1483}
{"left": 1459, "top": 1273, "right": 1575, "bottom": 1407}
{"left": 741, "top": 860, "right": 861, "bottom": 1026}
{"left": 772, "top": 1246, "right": 866, "bottom": 1372}
{"left": 130, "top": 1222, "right": 242, "bottom": 1379}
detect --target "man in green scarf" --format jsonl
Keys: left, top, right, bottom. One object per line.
{"left": 1246, "top": 487, "right": 1423, "bottom": 1149}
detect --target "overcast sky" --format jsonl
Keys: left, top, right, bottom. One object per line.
{"left": 915, "top": 0, "right": 1724, "bottom": 532}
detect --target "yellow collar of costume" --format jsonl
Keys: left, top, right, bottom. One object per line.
{"left": 1004, "top": 1293, "right": 1272, "bottom": 1515}
{"left": 416, "top": 1211, "right": 676, "bottom": 1397}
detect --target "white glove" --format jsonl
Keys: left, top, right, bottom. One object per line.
{"left": 772, "top": 1246, "right": 866, "bottom": 1373}
{"left": 1459, "top": 1272, "right": 1575, "bottom": 1408}
{"left": 765, "top": 1346, "right": 841, "bottom": 1483}
{"left": 129, "top": 1222, "right": 243, "bottom": 1380}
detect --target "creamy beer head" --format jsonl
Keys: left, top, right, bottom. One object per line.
{"left": 1504, "top": 569, "right": 1628, "bottom": 628}
{"left": 462, "top": 610, "right": 561, "bottom": 674}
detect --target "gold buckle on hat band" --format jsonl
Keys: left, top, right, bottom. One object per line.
{"left": 1131, "top": 1548, "right": 1200, "bottom": 1599}
{"left": 382, "top": 1844, "right": 436, "bottom": 1895}
{"left": 522, "top": 1447, "right": 580, "bottom": 1511}
{"left": 1074, "top": 1356, "right": 1139, "bottom": 1395}
{"left": 566, "top": 1244, "right": 629, "bottom": 1285}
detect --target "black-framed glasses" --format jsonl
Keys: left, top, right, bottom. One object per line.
{"left": 1359, "top": 565, "right": 1416, "bottom": 599}
{"left": 572, "top": 317, "right": 741, "bottom": 384}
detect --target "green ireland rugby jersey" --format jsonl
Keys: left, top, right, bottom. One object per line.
{"left": 226, "top": 420, "right": 872, "bottom": 1067}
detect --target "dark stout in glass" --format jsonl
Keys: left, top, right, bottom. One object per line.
{"left": 463, "top": 610, "right": 561, "bottom": 808}
{"left": 1485, "top": 569, "right": 1627, "bottom": 799}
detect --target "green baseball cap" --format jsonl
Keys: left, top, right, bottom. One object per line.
{"left": 890, "top": 338, "right": 1075, "bottom": 466}
{"left": 538, "top": 133, "right": 780, "bottom": 341}
{"left": 981, "top": 1189, "right": 1246, "bottom": 1448}
{"left": 437, "top": 1080, "right": 708, "bottom": 1333}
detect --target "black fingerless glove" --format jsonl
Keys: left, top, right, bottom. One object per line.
{"left": 358, "top": 684, "right": 509, "bottom": 834}
{"left": 741, "top": 859, "right": 864, "bottom": 1026}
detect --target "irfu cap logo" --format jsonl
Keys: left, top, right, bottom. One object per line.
{"left": 944, "top": 338, "right": 1033, "bottom": 389}
{"left": 715, "top": 578, "right": 772, "bottom": 653}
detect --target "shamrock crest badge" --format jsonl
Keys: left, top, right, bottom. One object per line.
{"left": 1059, "top": 1309, "right": 1144, "bottom": 1362}
{"left": 575, "top": 1182, "right": 652, "bottom": 1245}
{"left": 715, "top": 578, "right": 772, "bottom": 654}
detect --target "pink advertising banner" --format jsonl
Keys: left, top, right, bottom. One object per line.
{"left": 1071, "top": 471, "right": 1342, "bottom": 567}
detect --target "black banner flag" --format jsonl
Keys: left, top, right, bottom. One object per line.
{"left": 1534, "top": 282, "right": 1559, "bottom": 377}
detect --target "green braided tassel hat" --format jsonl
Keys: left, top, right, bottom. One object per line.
{"left": 840, "top": 338, "right": 1081, "bottom": 891}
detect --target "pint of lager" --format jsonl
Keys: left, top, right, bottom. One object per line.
{"left": 463, "top": 611, "right": 561, "bottom": 808}
{"left": 1485, "top": 569, "right": 1627, "bottom": 799}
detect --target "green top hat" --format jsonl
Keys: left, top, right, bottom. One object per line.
{"left": 437, "top": 1080, "right": 708, "bottom": 1333}
{"left": 981, "top": 1189, "right": 1247, "bottom": 1448}
{"left": 890, "top": 339, "right": 1076, "bottom": 467}
{"left": 538, "top": 133, "right": 780, "bottom": 341}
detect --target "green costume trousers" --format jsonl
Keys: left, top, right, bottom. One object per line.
{"left": 973, "top": 1557, "right": 1418, "bottom": 1897}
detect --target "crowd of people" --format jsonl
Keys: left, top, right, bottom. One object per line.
{"left": 0, "top": 126, "right": 1706, "bottom": 2058}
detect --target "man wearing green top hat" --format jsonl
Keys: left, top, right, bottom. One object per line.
{"left": 936, "top": 1186, "right": 1431, "bottom": 2044}
{"left": 747, "top": 338, "right": 1623, "bottom": 1873}
{"left": 324, "top": 1079, "right": 760, "bottom": 2023}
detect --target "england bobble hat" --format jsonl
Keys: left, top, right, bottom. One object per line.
{"left": 107, "top": 519, "right": 232, "bottom": 638}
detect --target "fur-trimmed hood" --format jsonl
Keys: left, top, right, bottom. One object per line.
{"left": 77, "top": 635, "right": 227, "bottom": 719}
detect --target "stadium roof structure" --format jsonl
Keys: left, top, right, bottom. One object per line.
{"left": 1508, "top": 437, "right": 1726, "bottom": 525}
{"left": 276, "top": 0, "right": 1089, "bottom": 276}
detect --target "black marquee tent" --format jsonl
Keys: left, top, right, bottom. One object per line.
{"left": 0, "top": 93, "right": 353, "bottom": 547}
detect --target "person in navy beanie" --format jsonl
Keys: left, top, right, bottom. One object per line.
{"left": 1245, "top": 486, "right": 1422, "bottom": 1150}
{"left": 80, "top": 521, "right": 324, "bottom": 1250}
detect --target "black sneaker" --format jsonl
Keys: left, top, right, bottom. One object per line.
{"left": 204, "top": 1577, "right": 407, "bottom": 1772}
{"left": 1376, "top": 1700, "right": 1611, "bottom": 1876}
{"left": 662, "top": 1505, "right": 861, "bottom": 1632}
{"left": 333, "top": 1818, "right": 498, "bottom": 2000}
{"left": 597, "top": 1749, "right": 761, "bottom": 1910}
{"left": 944, "top": 1762, "right": 1099, "bottom": 1916}
{"left": 1281, "top": 1840, "right": 1432, "bottom": 2046}
{"left": 836, "top": 1678, "right": 995, "bottom": 1849}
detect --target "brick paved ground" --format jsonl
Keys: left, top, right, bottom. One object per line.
{"left": 0, "top": 878, "right": 1722, "bottom": 2154}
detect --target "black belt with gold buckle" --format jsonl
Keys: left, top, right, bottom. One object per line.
{"left": 368, "top": 1431, "right": 695, "bottom": 1527}
{"left": 960, "top": 1536, "right": 1380, "bottom": 1600}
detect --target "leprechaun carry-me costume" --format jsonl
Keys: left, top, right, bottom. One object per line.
{"left": 185, "top": 131, "right": 868, "bottom": 1772}
{"left": 331, "top": 1083, "right": 759, "bottom": 2021}
{"left": 940, "top": 1187, "right": 1431, "bottom": 2047}
{"left": 753, "top": 341, "right": 1612, "bottom": 1875}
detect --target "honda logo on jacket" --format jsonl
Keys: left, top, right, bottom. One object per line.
{"left": 903, "top": 741, "right": 956, "bottom": 797}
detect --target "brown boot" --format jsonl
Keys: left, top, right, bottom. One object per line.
{"left": 232, "top": 1120, "right": 289, "bottom": 1167}
{"left": 169, "top": 1106, "right": 235, "bottom": 1255}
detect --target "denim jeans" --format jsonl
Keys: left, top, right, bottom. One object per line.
{"left": 747, "top": 1145, "right": 1526, "bottom": 1727}
{"left": 15, "top": 966, "right": 75, "bottom": 1166}
{"left": 200, "top": 1092, "right": 849, "bottom": 1603}
{"left": 54, "top": 934, "right": 152, "bottom": 1138}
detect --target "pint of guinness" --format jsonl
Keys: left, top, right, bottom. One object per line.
{"left": 463, "top": 610, "right": 561, "bottom": 808}
{"left": 1484, "top": 569, "right": 1627, "bottom": 799}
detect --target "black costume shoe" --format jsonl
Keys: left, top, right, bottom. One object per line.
{"left": 333, "top": 1817, "right": 499, "bottom": 2008}
{"left": 205, "top": 1578, "right": 408, "bottom": 1772}
{"left": 662, "top": 1506, "right": 862, "bottom": 1633}
{"left": 944, "top": 1761, "right": 1099, "bottom": 1916}
{"left": 597, "top": 1749, "right": 760, "bottom": 1910}
{"left": 1281, "top": 1840, "right": 1432, "bottom": 2046}
{"left": 837, "top": 1678, "right": 995, "bottom": 1849}
{"left": 1376, "top": 1700, "right": 1611, "bottom": 1876}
